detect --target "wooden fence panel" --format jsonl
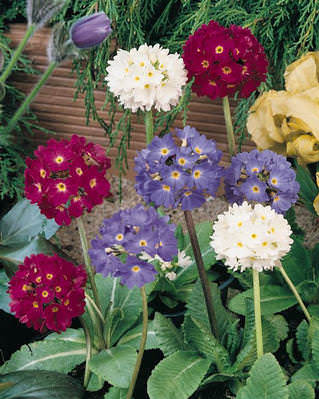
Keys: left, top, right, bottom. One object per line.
{"left": 6, "top": 24, "right": 255, "bottom": 179}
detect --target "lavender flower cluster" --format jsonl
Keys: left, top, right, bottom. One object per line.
{"left": 224, "top": 149, "right": 299, "bottom": 213}
{"left": 89, "top": 205, "right": 177, "bottom": 288}
{"left": 135, "top": 126, "right": 224, "bottom": 210}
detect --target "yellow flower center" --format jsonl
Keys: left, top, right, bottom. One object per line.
{"left": 215, "top": 45, "right": 224, "bottom": 54}
{"left": 33, "top": 301, "right": 39, "bottom": 308}
{"left": 52, "top": 306, "right": 59, "bottom": 313}
{"left": 273, "top": 196, "right": 280, "bottom": 202}
{"left": 162, "top": 185, "right": 171, "bottom": 191}
{"left": 237, "top": 242, "right": 243, "bottom": 247}
{"left": 135, "top": 76, "right": 140, "bottom": 81}
{"left": 140, "top": 62, "right": 145, "bottom": 67}
{"left": 90, "top": 178, "right": 97, "bottom": 188}
{"left": 237, "top": 221, "right": 243, "bottom": 227}
{"left": 42, "top": 290, "right": 49, "bottom": 298}
{"left": 262, "top": 241, "right": 268, "bottom": 247}
{"left": 55, "top": 156, "right": 64, "bottom": 164}
{"left": 209, "top": 80, "right": 216, "bottom": 86}
{"left": 184, "top": 191, "right": 192, "bottom": 197}
{"left": 22, "top": 284, "right": 29, "bottom": 291}
{"left": 178, "top": 158, "right": 186, "bottom": 165}
{"left": 132, "top": 266, "right": 140, "bottom": 273}
{"left": 194, "top": 147, "right": 202, "bottom": 154}
{"left": 193, "top": 170, "right": 201, "bottom": 179}
{"left": 144, "top": 84, "right": 150, "bottom": 88}
{"left": 35, "top": 183, "right": 42, "bottom": 192}
{"left": 55, "top": 286, "right": 62, "bottom": 293}
{"left": 64, "top": 299, "right": 70, "bottom": 306}
{"left": 116, "top": 234, "right": 124, "bottom": 241}
{"left": 271, "top": 178, "right": 278, "bottom": 185}
{"left": 35, "top": 276, "right": 42, "bottom": 283}
{"left": 251, "top": 234, "right": 257, "bottom": 239}
{"left": 171, "top": 171, "right": 180, "bottom": 179}
{"left": 76, "top": 167, "right": 83, "bottom": 176}
{"left": 148, "top": 71, "right": 153, "bottom": 77}
{"left": 222, "top": 66, "right": 232, "bottom": 75}
{"left": 46, "top": 273, "right": 53, "bottom": 280}
{"left": 160, "top": 148, "right": 169, "bottom": 155}
{"left": 251, "top": 167, "right": 259, "bottom": 172}
{"left": 252, "top": 185, "right": 260, "bottom": 193}
{"left": 57, "top": 183, "right": 66, "bottom": 192}
{"left": 201, "top": 60, "right": 209, "bottom": 68}
{"left": 40, "top": 169, "right": 46, "bottom": 178}
{"left": 139, "top": 240, "right": 147, "bottom": 247}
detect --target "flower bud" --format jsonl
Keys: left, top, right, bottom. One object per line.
{"left": 70, "top": 12, "right": 112, "bottom": 49}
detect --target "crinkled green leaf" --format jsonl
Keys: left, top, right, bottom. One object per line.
{"left": 291, "top": 363, "right": 318, "bottom": 388}
{"left": 117, "top": 320, "right": 158, "bottom": 350}
{"left": 147, "top": 351, "right": 210, "bottom": 399}
{"left": 0, "top": 329, "right": 87, "bottom": 374}
{"left": 104, "top": 387, "right": 129, "bottom": 399}
{"left": 288, "top": 380, "right": 315, "bottom": 399}
{"left": 0, "top": 370, "right": 84, "bottom": 399}
{"left": 236, "top": 353, "right": 288, "bottom": 399}
{"left": 89, "top": 345, "right": 137, "bottom": 388}
{"left": 0, "top": 269, "right": 10, "bottom": 313}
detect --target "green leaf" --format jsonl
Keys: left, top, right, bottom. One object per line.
{"left": 295, "top": 164, "right": 318, "bottom": 214}
{"left": 0, "top": 370, "right": 84, "bottom": 399}
{"left": 236, "top": 353, "right": 288, "bottom": 399}
{"left": 117, "top": 320, "right": 158, "bottom": 350}
{"left": 296, "top": 320, "right": 310, "bottom": 361}
{"left": 0, "top": 329, "right": 87, "bottom": 374}
{"left": 175, "top": 224, "right": 185, "bottom": 251}
{"left": 280, "top": 237, "right": 312, "bottom": 285}
{"left": 86, "top": 372, "right": 104, "bottom": 392}
{"left": 153, "top": 312, "right": 186, "bottom": 356}
{"left": 0, "top": 199, "right": 59, "bottom": 247}
{"left": 291, "top": 363, "right": 318, "bottom": 388}
{"left": 89, "top": 345, "right": 137, "bottom": 388}
{"left": 288, "top": 380, "right": 315, "bottom": 399}
{"left": 0, "top": 236, "right": 61, "bottom": 277}
{"left": 228, "top": 285, "right": 297, "bottom": 316}
{"left": 104, "top": 387, "right": 129, "bottom": 399}
{"left": 95, "top": 275, "right": 142, "bottom": 345}
{"left": 183, "top": 316, "right": 231, "bottom": 372}
{"left": 0, "top": 269, "right": 10, "bottom": 313}
{"left": 147, "top": 351, "right": 210, "bottom": 399}
{"left": 311, "top": 326, "right": 319, "bottom": 373}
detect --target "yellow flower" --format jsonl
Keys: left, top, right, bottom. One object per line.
{"left": 285, "top": 52, "right": 319, "bottom": 93}
{"left": 314, "top": 172, "right": 319, "bottom": 216}
{"left": 287, "top": 135, "right": 319, "bottom": 165}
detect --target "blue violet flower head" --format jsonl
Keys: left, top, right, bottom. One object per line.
{"left": 134, "top": 126, "right": 224, "bottom": 210}
{"left": 70, "top": 12, "right": 112, "bottom": 49}
{"left": 224, "top": 149, "right": 300, "bottom": 213}
{"left": 88, "top": 205, "right": 178, "bottom": 288}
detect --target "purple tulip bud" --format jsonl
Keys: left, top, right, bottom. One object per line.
{"left": 70, "top": 12, "right": 112, "bottom": 49}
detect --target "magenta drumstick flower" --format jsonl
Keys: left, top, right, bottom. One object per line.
{"left": 24, "top": 135, "right": 111, "bottom": 225}
{"left": 8, "top": 254, "right": 87, "bottom": 333}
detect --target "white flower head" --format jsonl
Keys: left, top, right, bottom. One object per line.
{"left": 105, "top": 43, "right": 188, "bottom": 112}
{"left": 165, "top": 271, "right": 177, "bottom": 281}
{"left": 177, "top": 249, "right": 192, "bottom": 268}
{"left": 210, "top": 202, "right": 293, "bottom": 272}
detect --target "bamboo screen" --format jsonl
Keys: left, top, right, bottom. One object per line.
{"left": 6, "top": 24, "right": 255, "bottom": 180}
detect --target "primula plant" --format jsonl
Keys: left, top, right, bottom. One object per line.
{"left": 3, "top": 5, "right": 319, "bottom": 399}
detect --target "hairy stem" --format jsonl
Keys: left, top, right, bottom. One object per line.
{"left": 144, "top": 110, "right": 154, "bottom": 144}
{"left": 0, "top": 24, "right": 36, "bottom": 85}
{"left": 222, "top": 96, "right": 236, "bottom": 156}
{"left": 278, "top": 263, "right": 311, "bottom": 323}
{"left": 79, "top": 316, "right": 92, "bottom": 389}
{"left": 253, "top": 269, "right": 263, "bottom": 358}
{"left": 184, "top": 210, "right": 219, "bottom": 339}
{"left": 126, "top": 287, "right": 148, "bottom": 399}
{"left": 5, "top": 61, "right": 56, "bottom": 134}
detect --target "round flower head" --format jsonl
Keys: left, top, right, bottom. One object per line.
{"left": 89, "top": 204, "right": 178, "bottom": 288}
{"left": 135, "top": 126, "right": 223, "bottom": 210}
{"left": 105, "top": 43, "right": 187, "bottom": 112}
{"left": 25, "top": 135, "right": 111, "bottom": 225}
{"left": 210, "top": 202, "right": 293, "bottom": 272}
{"left": 8, "top": 254, "right": 87, "bottom": 332}
{"left": 224, "top": 149, "right": 299, "bottom": 214}
{"left": 182, "top": 21, "right": 268, "bottom": 99}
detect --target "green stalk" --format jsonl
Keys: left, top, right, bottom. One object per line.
{"left": 126, "top": 287, "right": 148, "bottom": 399}
{"left": 184, "top": 210, "right": 219, "bottom": 339}
{"left": 79, "top": 316, "right": 92, "bottom": 389}
{"left": 0, "top": 24, "right": 36, "bottom": 85}
{"left": 85, "top": 296, "right": 105, "bottom": 350}
{"left": 253, "top": 269, "right": 263, "bottom": 358}
{"left": 278, "top": 263, "right": 311, "bottom": 323}
{"left": 6, "top": 61, "right": 56, "bottom": 134}
{"left": 222, "top": 96, "right": 236, "bottom": 156}
{"left": 144, "top": 110, "right": 154, "bottom": 144}
{"left": 77, "top": 217, "right": 102, "bottom": 313}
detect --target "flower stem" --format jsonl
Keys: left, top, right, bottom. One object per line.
{"left": 278, "top": 262, "right": 311, "bottom": 323}
{"left": 222, "top": 96, "right": 236, "bottom": 156}
{"left": 85, "top": 295, "right": 105, "bottom": 350}
{"left": 77, "top": 217, "right": 102, "bottom": 315}
{"left": 126, "top": 287, "right": 148, "bottom": 399}
{"left": 253, "top": 269, "right": 263, "bottom": 359}
{"left": 5, "top": 61, "right": 56, "bottom": 134}
{"left": 0, "top": 24, "right": 36, "bottom": 85}
{"left": 79, "top": 315, "right": 92, "bottom": 389}
{"left": 184, "top": 210, "right": 219, "bottom": 339}
{"left": 144, "top": 110, "right": 154, "bottom": 145}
